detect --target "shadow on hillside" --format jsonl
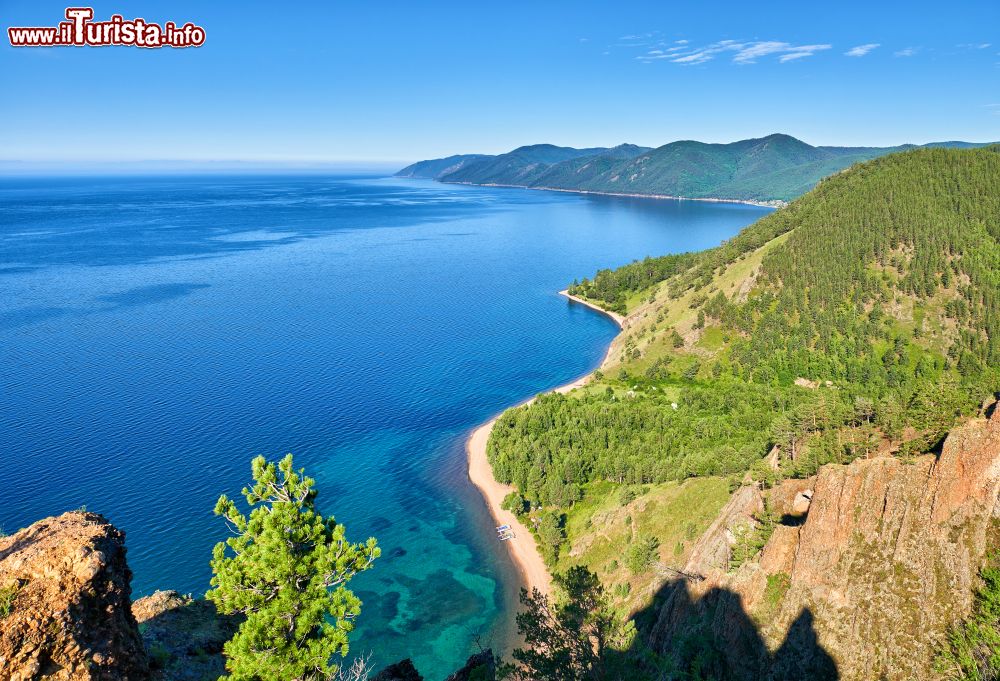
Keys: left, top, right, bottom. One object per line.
{"left": 628, "top": 578, "right": 838, "bottom": 680}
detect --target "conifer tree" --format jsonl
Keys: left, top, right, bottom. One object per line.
{"left": 208, "top": 455, "right": 380, "bottom": 681}
{"left": 503, "top": 566, "right": 635, "bottom": 681}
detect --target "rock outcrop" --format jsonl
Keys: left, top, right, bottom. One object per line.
{"left": 133, "top": 590, "right": 241, "bottom": 681}
{"left": 683, "top": 484, "right": 764, "bottom": 576}
{"left": 372, "top": 650, "right": 494, "bottom": 681}
{"left": 372, "top": 658, "right": 423, "bottom": 681}
{"left": 443, "top": 649, "right": 495, "bottom": 681}
{"left": 650, "top": 406, "right": 1000, "bottom": 680}
{"left": 0, "top": 511, "right": 148, "bottom": 680}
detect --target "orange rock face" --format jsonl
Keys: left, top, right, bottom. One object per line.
{"left": 651, "top": 407, "right": 1000, "bottom": 681}
{"left": 0, "top": 512, "right": 148, "bottom": 680}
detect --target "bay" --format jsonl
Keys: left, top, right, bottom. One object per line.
{"left": 0, "top": 174, "right": 768, "bottom": 677}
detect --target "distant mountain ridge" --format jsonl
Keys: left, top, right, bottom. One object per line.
{"left": 393, "top": 154, "right": 491, "bottom": 180}
{"left": 396, "top": 134, "right": 996, "bottom": 202}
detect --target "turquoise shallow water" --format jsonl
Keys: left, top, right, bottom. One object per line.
{"left": 0, "top": 175, "right": 768, "bottom": 677}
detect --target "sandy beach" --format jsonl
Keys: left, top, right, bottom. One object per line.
{"left": 466, "top": 291, "right": 625, "bottom": 596}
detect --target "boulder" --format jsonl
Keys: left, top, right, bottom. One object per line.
{"left": 791, "top": 490, "right": 812, "bottom": 515}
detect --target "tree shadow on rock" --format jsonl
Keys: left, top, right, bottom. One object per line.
{"left": 133, "top": 590, "right": 243, "bottom": 681}
{"left": 629, "top": 579, "right": 838, "bottom": 681}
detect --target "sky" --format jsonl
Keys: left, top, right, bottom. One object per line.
{"left": 1, "top": 0, "right": 998, "bottom": 167}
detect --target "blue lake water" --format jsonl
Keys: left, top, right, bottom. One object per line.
{"left": 0, "top": 175, "right": 768, "bottom": 677}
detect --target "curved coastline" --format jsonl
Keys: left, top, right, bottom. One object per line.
{"left": 465, "top": 291, "right": 625, "bottom": 597}
{"left": 440, "top": 180, "right": 786, "bottom": 209}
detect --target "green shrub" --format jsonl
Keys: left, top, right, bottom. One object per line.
{"left": 0, "top": 584, "right": 19, "bottom": 619}
{"left": 625, "top": 536, "right": 660, "bottom": 574}
{"left": 937, "top": 555, "right": 1000, "bottom": 679}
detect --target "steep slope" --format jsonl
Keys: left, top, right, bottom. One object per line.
{"left": 650, "top": 405, "right": 1000, "bottom": 680}
{"left": 399, "top": 135, "right": 996, "bottom": 202}
{"left": 133, "top": 590, "right": 241, "bottom": 681}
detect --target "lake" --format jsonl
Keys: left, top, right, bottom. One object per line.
{"left": 0, "top": 174, "right": 768, "bottom": 677}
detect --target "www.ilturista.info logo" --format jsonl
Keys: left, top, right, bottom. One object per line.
{"left": 8, "top": 7, "right": 205, "bottom": 48}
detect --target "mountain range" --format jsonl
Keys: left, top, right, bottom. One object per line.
{"left": 396, "top": 134, "right": 996, "bottom": 203}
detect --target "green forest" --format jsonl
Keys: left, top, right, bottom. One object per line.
{"left": 397, "top": 135, "right": 997, "bottom": 202}
{"left": 491, "top": 147, "right": 1000, "bottom": 508}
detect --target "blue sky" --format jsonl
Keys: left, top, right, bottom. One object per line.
{"left": 1, "top": 0, "right": 997, "bottom": 166}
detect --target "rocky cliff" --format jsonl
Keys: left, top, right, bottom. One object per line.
{"left": 650, "top": 405, "right": 1000, "bottom": 680}
{"left": 0, "top": 511, "right": 148, "bottom": 681}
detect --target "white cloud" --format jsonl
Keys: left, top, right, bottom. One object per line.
{"left": 779, "top": 51, "right": 815, "bottom": 62}
{"left": 894, "top": 47, "right": 919, "bottom": 57}
{"left": 637, "top": 39, "right": 831, "bottom": 65}
{"left": 845, "top": 43, "right": 880, "bottom": 57}
{"left": 739, "top": 42, "right": 831, "bottom": 63}
{"left": 958, "top": 43, "right": 992, "bottom": 50}
{"left": 731, "top": 41, "right": 792, "bottom": 63}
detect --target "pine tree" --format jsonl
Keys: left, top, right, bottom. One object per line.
{"left": 207, "top": 455, "right": 380, "bottom": 681}
{"left": 503, "top": 566, "right": 635, "bottom": 681}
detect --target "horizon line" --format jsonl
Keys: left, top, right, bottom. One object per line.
{"left": 2, "top": 133, "right": 997, "bottom": 175}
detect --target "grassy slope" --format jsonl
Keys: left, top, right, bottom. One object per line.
{"left": 556, "top": 478, "right": 731, "bottom": 615}
{"left": 606, "top": 229, "right": 794, "bottom": 372}
{"left": 577, "top": 147, "right": 998, "bottom": 384}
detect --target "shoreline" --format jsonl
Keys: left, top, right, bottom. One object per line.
{"left": 559, "top": 289, "right": 626, "bottom": 327}
{"left": 465, "top": 292, "right": 625, "bottom": 597}
{"left": 438, "top": 180, "right": 786, "bottom": 209}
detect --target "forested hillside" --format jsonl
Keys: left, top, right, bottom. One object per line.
{"left": 421, "top": 144, "right": 612, "bottom": 186}
{"left": 397, "top": 135, "right": 996, "bottom": 202}
{"left": 393, "top": 153, "right": 490, "bottom": 179}
{"left": 528, "top": 134, "right": 884, "bottom": 202}
{"left": 489, "top": 147, "right": 1000, "bottom": 508}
